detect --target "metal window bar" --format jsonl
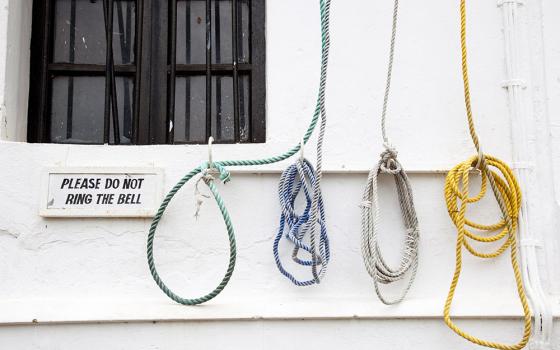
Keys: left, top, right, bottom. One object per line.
{"left": 236, "top": 0, "right": 245, "bottom": 141}
{"left": 249, "top": 0, "right": 266, "bottom": 143}
{"left": 132, "top": 0, "right": 143, "bottom": 144}
{"left": 168, "top": 0, "right": 177, "bottom": 143}
{"left": 214, "top": 1, "right": 222, "bottom": 140}
{"left": 66, "top": 0, "right": 77, "bottom": 140}
{"left": 103, "top": 0, "right": 120, "bottom": 144}
{"left": 184, "top": 0, "right": 192, "bottom": 141}
{"left": 35, "top": 0, "right": 53, "bottom": 142}
{"left": 175, "top": 63, "right": 252, "bottom": 72}
{"left": 205, "top": 0, "right": 212, "bottom": 142}
{"left": 116, "top": 1, "right": 133, "bottom": 140}
{"left": 231, "top": 0, "right": 240, "bottom": 143}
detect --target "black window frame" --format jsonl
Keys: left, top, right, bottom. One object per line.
{"left": 27, "top": 0, "right": 266, "bottom": 145}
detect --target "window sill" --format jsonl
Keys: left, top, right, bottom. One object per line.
{"left": 0, "top": 139, "right": 497, "bottom": 174}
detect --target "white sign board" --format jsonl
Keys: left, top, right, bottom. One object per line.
{"left": 41, "top": 168, "right": 164, "bottom": 217}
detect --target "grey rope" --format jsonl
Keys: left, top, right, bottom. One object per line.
{"left": 360, "top": 0, "right": 420, "bottom": 305}
{"left": 308, "top": 19, "right": 329, "bottom": 282}
{"left": 381, "top": 0, "right": 398, "bottom": 146}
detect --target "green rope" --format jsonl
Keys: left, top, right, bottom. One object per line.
{"left": 146, "top": 0, "right": 332, "bottom": 305}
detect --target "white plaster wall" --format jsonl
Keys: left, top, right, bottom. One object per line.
{"left": 1, "top": 320, "right": 559, "bottom": 350}
{"left": 1, "top": 0, "right": 31, "bottom": 141}
{"left": 0, "top": 0, "right": 558, "bottom": 349}
{"left": 0, "top": 0, "right": 9, "bottom": 140}
{"left": 540, "top": 0, "right": 560, "bottom": 295}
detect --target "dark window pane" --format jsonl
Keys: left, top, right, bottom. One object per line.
{"left": 174, "top": 76, "right": 207, "bottom": 142}
{"left": 237, "top": 0, "right": 250, "bottom": 63}
{"left": 54, "top": 0, "right": 104, "bottom": 64}
{"left": 109, "top": 77, "right": 135, "bottom": 145}
{"left": 54, "top": 0, "right": 136, "bottom": 65}
{"left": 212, "top": 75, "right": 234, "bottom": 142}
{"left": 176, "top": 1, "right": 206, "bottom": 64}
{"left": 50, "top": 76, "right": 105, "bottom": 143}
{"left": 113, "top": 1, "right": 136, "bottom": 64}
{"left": 176, "top": 0, "right": 249, "bottom": 65}
{"left": 239, "top": 74, "right": 250, "bottom": 141}
{"left": 211, "top": 0, "right": 232, "bottom": 64}
{"left": 29, "top": 0, "right": 265, "bottom": 145}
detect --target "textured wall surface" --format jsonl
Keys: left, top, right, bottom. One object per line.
{"left": 2, "top": 320, "right": 559, "bottom": 350}
{"left": 0, "top": 0, "right": 558, "bottom": 349}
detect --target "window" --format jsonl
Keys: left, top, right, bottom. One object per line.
{"left": 27, "top": 0, "right": 266, "bottom": 145}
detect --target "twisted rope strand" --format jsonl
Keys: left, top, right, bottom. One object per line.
{"left": 442, "top": 1, "right": 531, "bottom": 348}
{"left": 381, "top": 0, "right": 399, "bottom": 146}
{"left": 360, "top": 0, "right": 420, "bottom": 305}
{"left": 146, "top": 0, "right": 331, "bottom": 305}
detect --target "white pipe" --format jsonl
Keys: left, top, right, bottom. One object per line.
{"left": 498, "top": 1, "right": 554, "bottom": 349}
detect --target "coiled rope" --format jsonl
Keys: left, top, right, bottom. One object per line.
{"left": 273, "top": 158, "right": 330, "bottom": 286}
{"left": 442, "top": 1, "right": 532, "bottom": 348}
{"left": 146, "top": 0, "right": 331, "bottom": 305}
{"left": 360, "top": 0, "right": 420, "bottom": 305}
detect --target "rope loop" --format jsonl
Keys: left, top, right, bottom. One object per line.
{"left": 273, "top": 159, "right": 330, "bottom": 286}
{"left": 442, "top": 1, "right": 532, "bottom": 348}
{"left": 147, "top": 166, "right": 237, "bottom": 305}
{"left": 379, "top": 146, "right": 401, "bottom": 174}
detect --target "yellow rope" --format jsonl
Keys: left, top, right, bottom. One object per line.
{"left": 442, "top": 1, "right": 532, "bottom": 349}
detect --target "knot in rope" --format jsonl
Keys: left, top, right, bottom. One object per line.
{"left": 379, "top": 145, "right": 401, "bottom": 174}
{"left": 193, "top": 163, "right": 232, "bottom": 219}
{"left": 383, "top": 142, "right": 398, "bottom": 156}
{"left": 273, "top": 159, "right": 330, "bottom": 286}
{"left": 201, "top": 161, "right": 231, "bottom": 184}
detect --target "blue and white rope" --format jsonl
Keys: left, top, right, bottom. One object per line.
{"left": 273, "top": 159, "right": 330, "bottom": 286}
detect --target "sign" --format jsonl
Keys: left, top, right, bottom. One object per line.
{"left": 41, "top": 168, "right": 164, "bottom": 217}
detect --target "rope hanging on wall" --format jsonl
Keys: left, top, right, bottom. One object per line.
{"left": 442, "top": 1, "right": 532, "bottom": 348}
{"left": 273, "top": 154, "right": 330, "bottom": 286}
{"left": 359, "top": 0, "right": 420, "bottom": 305}
{"left": 146, "top": 0, "right": 332, "bottom": 305}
